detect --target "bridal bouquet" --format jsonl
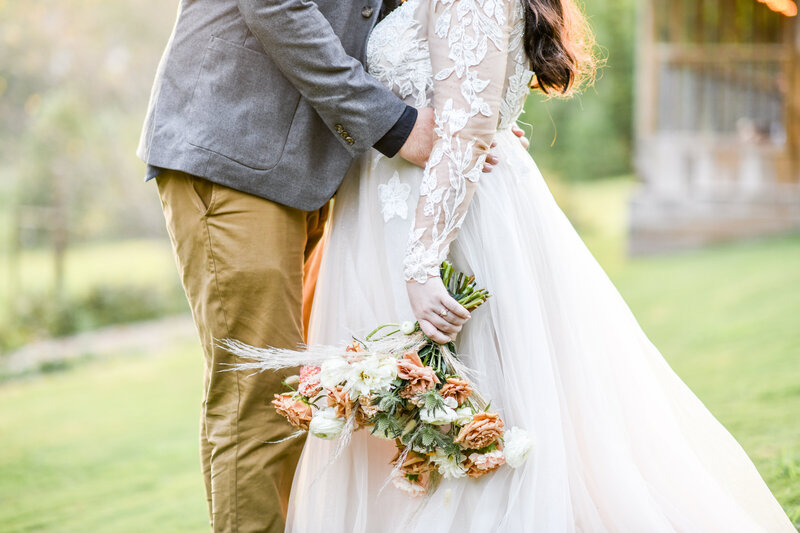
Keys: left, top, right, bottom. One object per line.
{"left": 221, "top": 262, "right": 532, "bottom": 496}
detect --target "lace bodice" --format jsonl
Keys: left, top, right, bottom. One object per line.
{"left": 367, "top": 0, "right": 533, "bottom": 283}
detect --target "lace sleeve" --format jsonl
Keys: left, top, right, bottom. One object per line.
{"left": 402, "top": 0, "right": 515, "bottom": 283}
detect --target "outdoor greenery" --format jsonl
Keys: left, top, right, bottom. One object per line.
{"left": 0, "top": 240, "right": 186, "bottom": 353}
{"left": 0, "top": 179, "right": 798, "bottom": 531}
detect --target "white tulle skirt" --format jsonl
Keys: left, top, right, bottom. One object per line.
{"left": 286, "top": 129, "right": 795, "bottom": 532}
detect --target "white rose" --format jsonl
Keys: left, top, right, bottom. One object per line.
{"left": 344, "top": 355, "right": 397, "bottom": 399}
{"left": 309, "top": 408, "right": 345, "bottom": 440}
{"left": 431, "top": 449, "right": 467, "bottom": 479}
{"left": 419, "top": 397, "right": 459, "bottom": 425}
{"left": 319, "top": 358, "right": 352, "bottom": 389}
{"left": 504, "top": 426, "right": 533, "bottom": 468}
{"left": 400, "top": 321, "right": 417, "bottom": 335}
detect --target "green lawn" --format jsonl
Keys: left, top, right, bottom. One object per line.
{"left": 0, "top": 342, "right": 208, "bottom": 532}
{"left": 0, "top": 177, "right": 798, "bottom": 531}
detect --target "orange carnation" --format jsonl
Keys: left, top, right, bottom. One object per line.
{"left": 272, "top": 393, "right": 312, "bottom": 431}
{"left": 396, "top": 351, "right": 440, "bottom": 400}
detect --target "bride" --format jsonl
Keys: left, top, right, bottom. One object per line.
{"left": 285, "top": 0, "right": 796, "bottom": 530}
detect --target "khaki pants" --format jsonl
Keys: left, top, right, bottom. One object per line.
{"left": 156, "top": 170, "right": 328, "bottom": 532}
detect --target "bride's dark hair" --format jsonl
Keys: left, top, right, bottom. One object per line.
{"left": 523, "top": 0, "right": 598, "bottom": 96}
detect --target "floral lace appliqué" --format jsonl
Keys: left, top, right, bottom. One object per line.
{"left": 498, "top": 0, "right": 533, "bottom": 130}
{"left": 378, "top": 172, "right": 411, "bottom": 222}
{"left": 366, "top": 0, "right": 433, "bottom": 108}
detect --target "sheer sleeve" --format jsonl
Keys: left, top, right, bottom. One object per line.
{"left": 402, "top": 0, "right": 515, "bottom": 283}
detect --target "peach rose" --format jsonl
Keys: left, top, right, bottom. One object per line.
{"left": 396, "top": 351, "right": 440, "bottom": 399}
{"left": 463, "top": 449, "right": 505, "bottom": 478}
{"left": 455, "top": 412, "right": 504, "bottom": 449}
{"left": 392, "top": 448, "right": 434, "bottom": 476}
{"left": 298, "top": 365, "right": 322, "bottom": 397}
{"left": 439, "top": 377, "right": 472, "bottom": 406}
{"left": 272, "top": 393, "right": 312, "bottom": 431}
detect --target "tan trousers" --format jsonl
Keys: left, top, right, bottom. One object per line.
{"left": 156, "top": 170, "right": 328, "bottom": 532}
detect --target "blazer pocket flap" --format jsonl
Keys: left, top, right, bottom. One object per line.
{"left": 186, "top": 37, "right": 300, "bottom": 170}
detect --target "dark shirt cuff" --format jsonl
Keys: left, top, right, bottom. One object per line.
{"left": 373, "top": 105, "right": 417, "bottom": 158}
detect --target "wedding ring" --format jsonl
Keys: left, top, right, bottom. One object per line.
{"left": 439, "top": 308, "right": 449, "bottom": 317}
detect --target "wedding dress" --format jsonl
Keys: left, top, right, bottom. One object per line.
{"left": 285, "top": 0, "right": 796, "bottom": 530}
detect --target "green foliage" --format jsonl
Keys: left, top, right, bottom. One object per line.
{"left": 418, "top": 389, "right": 446, "bottom": 412}
{"left": 0, "top": 284, "right": 186, "bottom": 353}
{"left": 371, "top": 411, "right": 404, "bottom": 440}
{"left": 0, "top": 239, "right": 187, "bottom": 353}
{"left": 404, "top": 423, "right": 451, "bottom": 453}
{"left": 376, "top": 387, "right": 404, "bottom": 416}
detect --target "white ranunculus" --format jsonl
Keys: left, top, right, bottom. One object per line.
{"left": 400, "top": 321, "right": 417, "bottom": 335}
{"left": 309, "top": 408, "right": 345, "bottom": 440}
{"left": 431, "top": 449, "right": 467, "bottom": 479}
{"left": 453, "top": 406, "right": 475, "bottom": 426}
{"left": 344, "top": 355, "right": 397, "bottom": 399}
{"left": 319, "top": 358, "right": 352, "bottom": 389}
{"left": 504, "top": 426, "right": 534, "bottom": 468}
{"left": 419, "top": 396, "right": 459, "bottom": 425}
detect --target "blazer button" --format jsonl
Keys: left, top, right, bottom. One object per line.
{"left": 335, "top": 124, "right": 344, "bottom": 133}
{"left": 345, "top": 137, "right": 355, "bottom": 145}
{"left": 361, "top": 6, "right": 373, "bottom": 18}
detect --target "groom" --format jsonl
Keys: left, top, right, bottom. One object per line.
{"left": 137, "top": 0, "right": 447, "bottom": 531}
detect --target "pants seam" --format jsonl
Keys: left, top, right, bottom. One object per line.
{"left": 202, "top": 214, "right": 240, "bottom": 533}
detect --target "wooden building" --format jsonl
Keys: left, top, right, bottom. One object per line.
{"left": 630, "top": 0, "right": 800, "bottom": 253}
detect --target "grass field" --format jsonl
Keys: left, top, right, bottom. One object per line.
{"left": 0, "top": 177, "right": 798, "bottom": 531}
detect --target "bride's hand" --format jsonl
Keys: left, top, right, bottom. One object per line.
{"left": 406, "top": 278, "right": 471, "bottom": 344}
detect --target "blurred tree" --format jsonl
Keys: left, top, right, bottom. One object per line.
{"left": 0, "top": 0, "right": 180, "bottom": 244}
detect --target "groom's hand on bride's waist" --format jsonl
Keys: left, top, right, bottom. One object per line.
{"left": 397, "top": 108, "right": 530, "bottom": 171}
{"left": 398, "top": 107, "right": 436, "bottom": 168}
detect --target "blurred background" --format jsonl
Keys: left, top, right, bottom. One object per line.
{"left": 0, "top": 0, "right": 798, "bottom": 531}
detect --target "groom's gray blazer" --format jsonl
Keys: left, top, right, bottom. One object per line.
{"left": 137, "top": 0, "right": 409, "bottom": 211}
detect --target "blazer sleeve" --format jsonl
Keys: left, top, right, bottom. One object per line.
{"left": 236, "top": 0, "right": 409, "bottom": 156}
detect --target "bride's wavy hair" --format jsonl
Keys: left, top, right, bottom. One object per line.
{"left": 523, "top": 0, "right": 599, "bottom": 96}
